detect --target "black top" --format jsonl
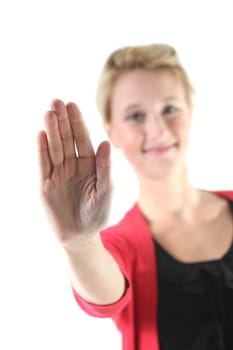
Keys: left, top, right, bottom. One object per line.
{"left": 155, "top": 200, "right": 233, "bottom": 350}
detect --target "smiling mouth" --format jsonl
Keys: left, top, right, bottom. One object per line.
{"left": 143, "top": 143, "right": 177, "bottom": 154}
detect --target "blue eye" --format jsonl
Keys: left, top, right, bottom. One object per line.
{"left": 127, "top": 112, "right": 144, "bottom": 121}
{"left": 163, "top": 105, "right": 177, "bottom": 115}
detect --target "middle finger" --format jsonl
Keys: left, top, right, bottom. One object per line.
{"left": 50, "top": 99, "right": 75, "bottom": 160}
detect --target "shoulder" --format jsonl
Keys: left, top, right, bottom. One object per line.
{"left": 98, "top": 204, "right": 141, "bottom": 276}
{"left": 197, "top": 189, "right": 233, "bottom": 222}
{"left": 99, "top": 203, "right": 151, "bottom": 257}
{"left": 213, "top": 190, "right": 233, "bottom": 201}
{"left": 101, "top": 203, "right": 143, "bottom": 238}
{"left": 100, "top": 202, "right": 154, "bottom": 252}
{"left": 99, "top": 203, "right": 156, "bottom": 277}
{"left": 199, "top": 189, "right": 233, "bottom": 208}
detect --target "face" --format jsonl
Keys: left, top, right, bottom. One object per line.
{"left": 106, "top": 69, "right": 193, "bottom": 180}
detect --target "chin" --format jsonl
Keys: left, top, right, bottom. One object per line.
{"left": 136, "top": 158, "right": 186, "bottom": 182}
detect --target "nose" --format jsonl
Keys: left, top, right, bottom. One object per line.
{"left": 144, "top": 113, "right": 170, "bottom": 139}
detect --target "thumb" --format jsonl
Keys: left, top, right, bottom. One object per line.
{"left": 95, "top": 140, "right": 112, "bottom": 194}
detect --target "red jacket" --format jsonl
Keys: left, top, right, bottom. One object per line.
{"left": 72, "top": 190, "right": 233, "bottom": 350}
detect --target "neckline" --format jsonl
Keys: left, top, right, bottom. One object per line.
{"left": 134, "top": 191, "right": 233, "bottom": 266}
{"left": 154, "top": 237, "right": 233, "bottom": 266}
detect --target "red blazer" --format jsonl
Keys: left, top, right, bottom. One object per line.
{"left": 72, "top": 190, "right": 233, "bottom": 350}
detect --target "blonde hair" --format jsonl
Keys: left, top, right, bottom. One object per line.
{"left": 96, "top": 43, "right": 195, "bottom": 122}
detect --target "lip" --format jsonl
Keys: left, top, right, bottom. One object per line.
{"left": 143, "top": 143, "right": 177, "bottom": 154}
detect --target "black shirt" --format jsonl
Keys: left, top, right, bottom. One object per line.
{"left": 155, "top": 200, "right": 233, "bottom": 350}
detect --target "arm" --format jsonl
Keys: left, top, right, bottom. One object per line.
{"left": 37, "top": 99, "right": 125, "bottom": 305}
{"left": 64, "top": 234, "right": 126, "bottom": 305}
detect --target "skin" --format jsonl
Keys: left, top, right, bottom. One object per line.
{"left": 37, "top": 100, "right": 125, "bottom": 304}
{"left": 37, "top": 69, "right": 232, "bottom": 304}
{"left": 107, "top": 69, "right": 233, "bottom": 262}
{"left": 107, "top": 69, "right": 197, "bottom": 223}
{"left": 37, "top": 101, "right": 112, "bottom": 241}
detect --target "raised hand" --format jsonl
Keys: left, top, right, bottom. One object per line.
{"left": 37, "top": 100, "right": 112, "bottom": 247}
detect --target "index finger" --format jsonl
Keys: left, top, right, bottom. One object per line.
{"left": 66, "top": 102, "right": 94, "bottom": 158}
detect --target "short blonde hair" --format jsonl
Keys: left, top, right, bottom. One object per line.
{"left": 96, "top": 43, "right": 195, "bottom": 123}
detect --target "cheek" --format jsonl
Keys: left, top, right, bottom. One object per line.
{"left": 172, "top": 116, "right": 191, "bottom": 138}
{"left": 120, "top": 132, "right": 139, "bottom": 151}
{"left": 110, "top": 125, "right": 139, "bottom": 150}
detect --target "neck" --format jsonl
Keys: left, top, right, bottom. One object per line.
{"left": 137, "top": 167, "right": 201, "bottom": 223}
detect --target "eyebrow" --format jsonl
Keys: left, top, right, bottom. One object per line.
{"left": 122, "top": 97, "right": 181, "bottom": 114}
{"left": 163, "top": 96, "right": 180, "bottom": 101}
{"left": 122, "top": 104, "right": 142, "bottom": 114}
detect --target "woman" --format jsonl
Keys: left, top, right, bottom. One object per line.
{"left": 37, "top": 44, "right": 233, "bottom": 350}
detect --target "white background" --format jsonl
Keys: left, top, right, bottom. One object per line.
{"left": 0, "top": 0, "right": 233, "bottom": 349}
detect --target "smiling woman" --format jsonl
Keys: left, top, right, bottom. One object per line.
{"left": 107, "top": 68, "right": 192, "bottom": 180}
{"left": 37, "top": 43, "right": 233, "bottom": 350}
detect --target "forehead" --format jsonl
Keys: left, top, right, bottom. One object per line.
{"left": 110, "top": 69, "right": 186, "bottom": 110}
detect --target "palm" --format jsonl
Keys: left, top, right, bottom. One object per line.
{"left": 37, "top": 100, "right": 111, "bottom": 243}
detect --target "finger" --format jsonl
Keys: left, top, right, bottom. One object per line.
{"left": 96, "top": 141, "right": 112, "bottom": 193}
{"left": 66, "top": 102, "right": 94, "bottom": 158}
{"left": 50, "top": 99, "right": 75, "bottom": 159}
{"left": 37, "top": 130, "right": 51, "bottom": 181}
{"left": 44, "top": 111, "right": 64, "bottom": 166}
